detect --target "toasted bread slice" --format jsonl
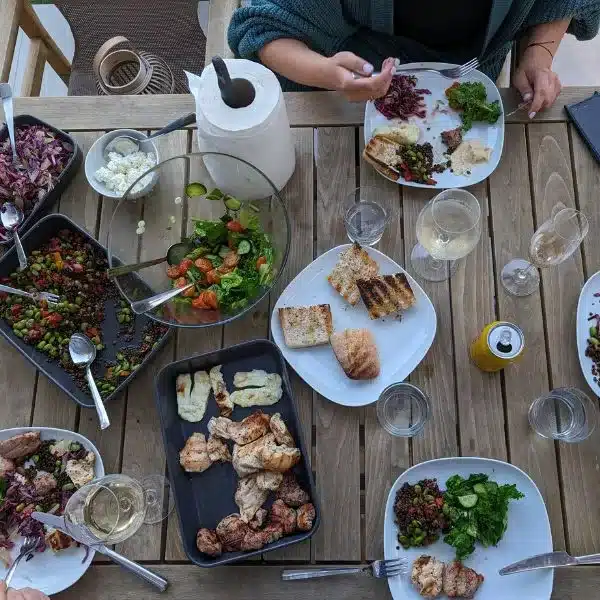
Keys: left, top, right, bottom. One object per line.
{"left": 278, "top": 304, "right": 333, "bottom": 348}
{"left": 363, "top": 135, "right": 401, "bottom": 181}
{"left": 330, "top": 328, "right": 380, "bottom": 380}
{"left": 356, "top": 272, "right": 416, "bottom": 319}
{"left": 328, "top": 243, "right": 379, "bottom": 305}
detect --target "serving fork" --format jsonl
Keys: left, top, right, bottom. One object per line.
{"left": 282, "top": 558, "right": 408, "bottom": 580}
{"left": 3, "top": 536, "right": 38, "bottom": 587}
{"left": 0, "top": 283, "right": 60, "bottom": 305}
{"left": 354, "top": 57, "right": 480, "bottom": 81}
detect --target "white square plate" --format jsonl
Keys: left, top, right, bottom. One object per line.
{"left": 576, "top": 270, "right": 600, "bottom": 395}
{"left": 271, "top": 245, "right": 436, "bottom": 407}
{"left": 364, "top": 62, "right": 505, "bottom": 189}
{"left": 384, "top": 457, "right": 553, "bottom": 600}
{"left": 0, "top": 427, "right": 105, "bottom": 596}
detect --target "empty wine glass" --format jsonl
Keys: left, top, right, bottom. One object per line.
{"left": 501, "top": 203, "right": 589, "bottom": 297}
{"left": 411, "top": 189, "right": 481, "bottom": 282}
{"left": 64, "top": 473, "right": 173, "bottom": 546}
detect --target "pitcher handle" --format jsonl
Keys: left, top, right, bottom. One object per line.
{"left": 551, "top": 202, "right": 567, "bottom": 220}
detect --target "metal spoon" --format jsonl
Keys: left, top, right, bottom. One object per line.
{"left": 130, "top": 282, "right": 194, "bottom": 315}
{"left": 107, "top": 240, "right": 194, "bottom": 278}
{"left": 102, "top": 113, "right": 196, "bottom": 160}
{"left": 1, "top": 203, "right": 28, "bottom": 271}
{"left": 69, "top": 333, "right": 110, "bottom": 430}
{"left": 0, "top": 83, "right": 20, "bottom": 166}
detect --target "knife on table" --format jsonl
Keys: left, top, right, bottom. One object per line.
{"left": 499, "top": 551, "right": 600, "bottom": 575}
{"left": 31, "top": 512, "right": 168, "bottom": 592}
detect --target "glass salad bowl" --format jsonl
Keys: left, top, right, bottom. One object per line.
{"left": 107, "top": 152, "right": 290, "bottom": 328}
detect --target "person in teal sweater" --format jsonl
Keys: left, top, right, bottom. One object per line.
{"left": 228, "top": 0, "right": 600, "bottom": 117}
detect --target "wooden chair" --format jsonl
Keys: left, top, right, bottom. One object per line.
{"left": 0, "top": 0, "right": 240, "bottom": 96}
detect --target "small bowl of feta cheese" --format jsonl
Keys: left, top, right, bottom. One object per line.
{"left": 85, "top": 129, "right": 159, "bottom": 199}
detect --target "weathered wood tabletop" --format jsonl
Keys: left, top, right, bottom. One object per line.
{"left": 2, "top": 88, "right": 600, "bottom": 599}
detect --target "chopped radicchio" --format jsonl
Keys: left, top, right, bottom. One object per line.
{"left": 374, "top": 75, "right": 430, "bottom": 120}
{"left": 0, "top": 125, "right": 73, "bottom": 239}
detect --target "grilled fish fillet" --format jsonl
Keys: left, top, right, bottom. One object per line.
{"left": 330, "top": 328, "right": 380, "bottom": 380}
{"left": 412, "top": 555, "right": 445, "bottom": 598}
{"left": 279, "top": 304, "right": 333, "bottom": 348}
{"left": 328, "top": 243, "right": 379, "bottom": 305}
{"left": 356, "top": 272, "right": 416, "bottom": 319}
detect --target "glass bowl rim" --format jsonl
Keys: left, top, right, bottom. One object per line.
{"left": 106, "top": 151, "right": 292, "bottom": 329}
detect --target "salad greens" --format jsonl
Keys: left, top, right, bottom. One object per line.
{"left": 445, "top": 82, "right": 502, "bottom": 132}
{"left": 443, "top": 474, "right": 524, "bottom": 560}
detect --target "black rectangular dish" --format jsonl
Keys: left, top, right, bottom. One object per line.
{"left": 0, "top": 115, "right": 83, "bottom": 244}
{"left": 154, "top": 339, "right": 320, "bottom": 567}
{"left": 0, "top": 213, "right": 172, "bottom": 408}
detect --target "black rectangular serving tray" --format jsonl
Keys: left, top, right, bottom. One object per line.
{"left": 0, "top": 115, "right": 83, "bottom": 245}
{"left": 565, "top": 92, "right": 600, "bottom": 164}
{"left": 154, "top": 339, "right": 320, "bottom": 567}
{"left": 0, "top": 213, "right": 172, "bottom": 408}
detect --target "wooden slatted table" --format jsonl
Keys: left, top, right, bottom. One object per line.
{"left": 2, "top": 89, "right": 600, "bottom": 599}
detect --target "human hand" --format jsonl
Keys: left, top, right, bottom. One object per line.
{"left": 0, "top": 581, "right": 49, "bottom": 600}
{"left": 512, "top": 45, "right": 561, "bottom": 119}
{"left": 329, "top": 54, "right": 395, "bottom": 102}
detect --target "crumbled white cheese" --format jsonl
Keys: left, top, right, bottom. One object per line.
{"left": 94, "top": 150, "right": 156, "bottom": 195}
{"left": 174, "top": 196, "right": 182, "bottom": 205}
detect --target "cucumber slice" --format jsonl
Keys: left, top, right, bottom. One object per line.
{"left": 224, "top": 195, "right": 241, "bottom": 211}
{"left": 237, "top": 240, "right": 251, "bottom": 255}
{"left": 205, "top": 188, "right": 224, "bottom": 201}
{"left": 458, "top": 494, "right": 478, "bottom": 508}
{"left": 218, "top": 246, "right": 231, "bottom": 258}
{"left": 185, "top": 182, "right": 207, "bottom": 197}
{"left": 473, "top": 483, "right": 487, "bottom": 495}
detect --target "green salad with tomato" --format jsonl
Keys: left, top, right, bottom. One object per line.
{"left": 166, "top": 185, "right": 275, "bottom": 314}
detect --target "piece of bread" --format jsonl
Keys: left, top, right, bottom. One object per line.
{"left": 330, "top": 329, "right": 380, "bottom": 380}
{"left": 328, "top": 243, "right": 379, "bottom": 305}
{"left": 356, "top": 272, "right": 416, "bottom": 319}
{"left": 278, "top": 304, "right": 333, "bottom": 348}
{"left": 373, "top": 124, "right": 420, "bottom": 145}
{"left": 363, "top": 135, "right": 401, "bottom": 181}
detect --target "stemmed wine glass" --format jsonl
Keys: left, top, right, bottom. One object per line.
{"left": 411, "top": 189, "right": 482, "bottom": 282}
{"left": 501, "top": 202, "right": 589, "bottom": 297}
{"left": 63, "top": 474, "right": 174, "bottom": 546}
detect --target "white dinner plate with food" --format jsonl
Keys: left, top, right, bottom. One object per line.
{"left": 364, "top": 62, "right": 505, "bottom": 189}
{"left": 576, "top": 270, "right": 600, "bottom": 395}
{"left": 0, "top": 427, "right": 104, "bottom": 596}
{"left": 271, "top": 244, "right": 436, "bottom": 407}
{"left": 384, "top": 457, "right": 553, "bottom": 600}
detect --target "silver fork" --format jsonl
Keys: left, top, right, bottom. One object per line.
{"left": 356, "top": 57, "right": 480, "bottom": 81}
{"left": 0, "top": 283, "right": 60, "bottom": 305}
{"left": 282, "top": 558, "right": 408, "bottom": 581}
{"left": 0, "top": 83, "right": 20, "bottom": 167}
{"left": 4, "top": 536, "right": 38, "bottom": 586}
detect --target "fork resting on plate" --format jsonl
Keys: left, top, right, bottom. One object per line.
{"left": 282, "top": 558, "right": 408, "bottom": 580}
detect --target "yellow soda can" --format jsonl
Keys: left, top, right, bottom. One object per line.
{"left": 469, "top": 321, "right": 524, "bottom": 372}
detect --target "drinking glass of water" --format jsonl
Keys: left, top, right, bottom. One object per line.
{"left": 529, "top": 387, "right": 598, "bottom": 443}
{"left": 342, "top": 187, "right": 399, "bottom": 246}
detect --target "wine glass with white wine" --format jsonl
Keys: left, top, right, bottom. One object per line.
{"left": 63, "top": 473, "right": 174, "bottom": 546}
{"left": 411, "top": 189, "right": 481, "bottom": 282}
{"left": 501, "top": 203, "right": 589, "bottom": 297}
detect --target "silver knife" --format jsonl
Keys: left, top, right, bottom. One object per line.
{"left": 31, "top": 512, "right": 168, "bottom": 592}
{"left": 499, "top": 551, "right": 600, "bottom": 575}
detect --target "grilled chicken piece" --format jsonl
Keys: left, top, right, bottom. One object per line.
{"left": 240, "top": 523, "right": 284, "bottom": 551}
{"left": 207, "top": 435, "right": 231, "bottom": 463}
{"left": 209, "top": 365, "right": 233, "bottom": 417}
{"left": 208, "top": 411, "right": 271, "bottom": 446}
{"left": 0, "top": 432, "right": 41, "bottom": 459}
{"left": 256, "top": 470, "right": 283, "bottom": 491}
{"left": 216, "top": 514, "right": 249, "bottom": 552}
{"left": 412, "top": 555, "right": 445, "bottom": 598}
{"left": 269, "top": 413, "right": 295, "bottom": 447}
{"left": 296, "top": 503, "right": 316, "bottom": 531}
{"left": 260, "top": 438, "right": 301, "bottom": 473}
{"left": 179, "top": 433, "right": 212, "bottom": 473}
{"left": 443, "top": 561, "right": 484, "bottom": 598}
{"left": 33, "top": 471, "right": 57, "bottom": 495}
{"left": 275, "top": 473, "right": 310, "bottom": 507}
{"left": 196, "top": 528, "right": 222, "bottom": 557}
{"left": 0, "top": 456, "right": 14, "bottom": 476}
{"left": 269, "top": 499, "right": 297, "bottom": 534}
{"left": 235, "top": 474, "right": 269, "bottom": 523}
{"left": 232, "top": 433, "right": 275, "bottom": 477}
{"left": 249, "top": 507, "right": 268, "bottom": 530}
{"left": 356, "top": 272, "right": 416, "bottom": 319}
